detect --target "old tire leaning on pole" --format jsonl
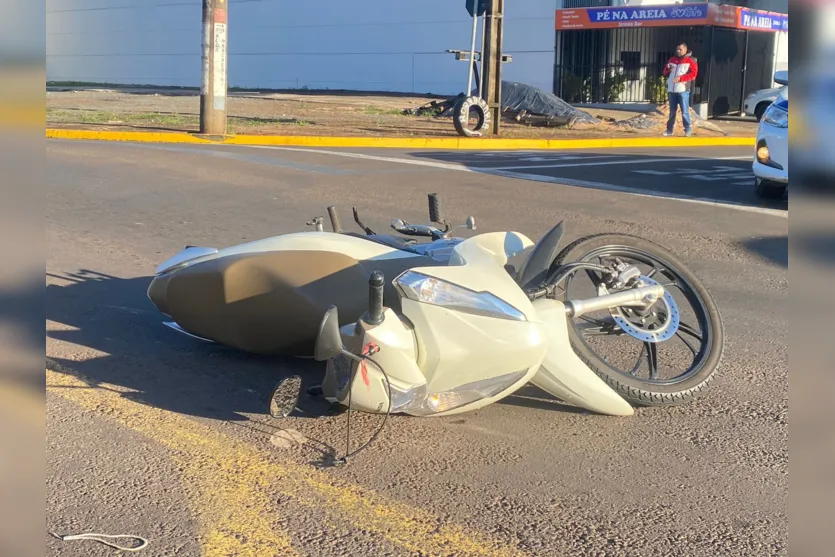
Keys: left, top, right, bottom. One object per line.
{"left": 453, "top": 96, "right": 491, "bottom": 137}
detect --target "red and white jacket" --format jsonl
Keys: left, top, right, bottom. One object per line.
{"left": 663, "top": 52, "right": 698, "bottom": 94}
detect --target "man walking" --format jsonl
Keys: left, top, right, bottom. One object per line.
{"left": 662, "top": 43, "right": 698, "bottom": 137}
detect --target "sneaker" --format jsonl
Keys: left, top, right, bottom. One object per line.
{"left": 685, "top": 130, "right": 692, "bottom": 137}
{"left": 662, "top": 130, "right": 673, "bottom": 137}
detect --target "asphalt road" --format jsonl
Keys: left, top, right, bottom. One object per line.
{"left": 46, "top": 140, "right": 788, "bottom": 557}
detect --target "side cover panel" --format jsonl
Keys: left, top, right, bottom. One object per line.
{"left": 149, "top": 250, "right": 434, "bottom": 356}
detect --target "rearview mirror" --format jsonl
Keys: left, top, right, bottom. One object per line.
{"left": 774, "top": 70, "right": 788, "bottom": 86}
{"left": 269, "top": 375, "right": 302, "bottom": 418}
{"left": 314, "top": 306, "right": 344, "bottom": 361}
{"left": 466, "top": 216, "right": 477, "bottom": 230}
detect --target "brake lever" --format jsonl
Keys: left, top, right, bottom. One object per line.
{"left": 391, "top": 219, "right": 439, "bottom": 238}
{"left": 353, "top": 207, "right": 375, "bottom": 235}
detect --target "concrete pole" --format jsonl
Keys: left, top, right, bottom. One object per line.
{"left": 480, "top": 0, "right": 504, "bottom": 135}
{"left": 200, "top": 0, "right": 228, "bottom": 136}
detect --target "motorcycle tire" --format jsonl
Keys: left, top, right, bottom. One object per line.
{"left": 551, "top": 233, "right": 724, "bottom": 407}
{"left": 453, "top": 96, "right": 491, "bottom": 138}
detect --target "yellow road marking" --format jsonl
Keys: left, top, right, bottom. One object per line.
{"left": 46, "top": 128, "right": 756, "bottom": 150}
{"left": 47, "top": 368, "right": 527, "bottom": 557}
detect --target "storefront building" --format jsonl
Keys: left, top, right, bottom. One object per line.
{"left": 554, "top": 1, "right": 789, "bottom": 116}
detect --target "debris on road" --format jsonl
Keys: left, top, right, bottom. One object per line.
{"left": 615, "top": 104, "right": 729, "bottom": 135}
{"left": 500, "top": 81, "right": 600, "bottom": 127}
{"left": 406, "top": 81, "right": 601, "bottom": 129}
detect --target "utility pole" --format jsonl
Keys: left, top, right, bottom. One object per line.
{"left": 480, "top": 0, "right": 504, "bottom": 135}
{"left": 200, "top": 0, "right": 228, "bottom": 135}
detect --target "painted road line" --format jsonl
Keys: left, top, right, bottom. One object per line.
{"left": 488, "top": 156, "right": 750, "bottom": 171}
{"left": 46, "top": 367, "right": 526, "bottom": 557}
{"left": 458, "top": 154, "right": 621, "bottom": 163}
{"left": 249, "top": 146, "right": 786, "bottom": 217}
{"left": 632, "top": 166, "right": 752, "bottom": 182}
{"left": 46, "top": 128, "right": 757, "bottom": 150}
{"left": 490, "top": 170, "right": 787, "bottom": 218}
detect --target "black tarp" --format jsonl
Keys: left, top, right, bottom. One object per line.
{"left": 494, "top": 81, "right": 600, "bottom": 124}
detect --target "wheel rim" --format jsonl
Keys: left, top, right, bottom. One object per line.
{"left": 562, "top": 245, "right": 714, "bottom": 386}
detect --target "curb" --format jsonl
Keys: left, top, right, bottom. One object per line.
{"left": 46, "top": 128, "right": 756, "bottom": 150}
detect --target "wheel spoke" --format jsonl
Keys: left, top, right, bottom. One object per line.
{"left": 676, "top": 331, "right": 699, "bottom": 356}
{"left": 678, "top": 321, "right": 703, "bottom": 341}
{"left": 646, "top": 342, "right": 659, "bottom": 380}
{"left": 629, "top": 344, "right": 646, "bottom": 376}
{"left": 576, "top": 315, "right": 621, "bottom": 337}
{"left": 579, "top": 315, "right": 612, "bottom": 327}
{"left": 647, "top": 266, "right": 664, "bottom": 278}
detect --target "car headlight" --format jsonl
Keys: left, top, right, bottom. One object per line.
{"left": 762, "top": 105, "right": 788, "bottom": 128}
{"left": 395, "top": 270, "right": 526, "bottom": 321}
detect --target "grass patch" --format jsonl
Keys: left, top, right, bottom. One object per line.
{"left": 47, "top": 108, "right": 198, "bottom": 128}
{"left": 362, "top": 106, "right": 404, "bottom": 116}
{"left": 47, "top": 107, "right": 317, "bottom": 133}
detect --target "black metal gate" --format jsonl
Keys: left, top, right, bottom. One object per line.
{"left": 707, "top": 28, "right": 746, "bottom": 116}
{"left": 554, "top": 26, "right": 708, "bottom": 105}
{"left": 743, "top": 31, "right": 777, "bottom": 100}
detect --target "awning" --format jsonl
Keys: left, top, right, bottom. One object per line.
{"left": 555, "top": 3, "right": 788, "bottom": 32}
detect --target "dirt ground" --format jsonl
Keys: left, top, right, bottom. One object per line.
{"left": 45, "top": 87, "right": 759, "bottom": 138}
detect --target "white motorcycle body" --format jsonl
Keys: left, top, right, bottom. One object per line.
{"left": 318, "top": 230, "right": 635, "bottom": 417}
{"left": 148, "top": 192, "right": 709, "bottom": 420}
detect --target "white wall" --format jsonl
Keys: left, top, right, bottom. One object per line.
{"left": 47, "top": 0, "right": 559, "bottom": 96}
{"left": 773, "top": 31, "right": 788, "bottom": 73}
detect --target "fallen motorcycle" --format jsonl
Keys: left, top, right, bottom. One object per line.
{"left": 148, "top": 193, "right": 723, "bottom": 460}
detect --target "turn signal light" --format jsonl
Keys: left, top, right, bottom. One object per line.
{"left": 757, "top": 146, "right": 770, "bottom": 163}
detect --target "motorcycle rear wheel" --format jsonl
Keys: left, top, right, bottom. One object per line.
{"left": 551, "top": 233, "right": 724, "bottom": 407}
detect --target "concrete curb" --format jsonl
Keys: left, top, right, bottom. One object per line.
{"left": 46, "top": 128, "right": 756, "bottom": 150}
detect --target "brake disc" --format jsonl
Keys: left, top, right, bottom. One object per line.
{"left": 597, "top": 275, "right": 680, "bottom": 343}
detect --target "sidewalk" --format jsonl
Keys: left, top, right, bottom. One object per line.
{"left": 46, "top": 85, "right": 758, "bottom": 145}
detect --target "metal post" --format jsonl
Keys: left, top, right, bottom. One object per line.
{"left": 739, "top": 31, "right": 750, "bottom": 114}
{"left": 466, "top": 13, "right": 479, "bottom": 96}
{"left": 480, "top": 0, "right": 504, "bottom": 135}
{"left": 200, "top": 0, "right": 228, "bottom": 136}
{"left": 478, "top": 14, "right": 486, "bottom": 98}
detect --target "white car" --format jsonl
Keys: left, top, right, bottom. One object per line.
{"left": 753, "top": 78, "right": 788, "bottom": 199}
{"left": 744, "top": 70, "right": 787, "bottom": 121}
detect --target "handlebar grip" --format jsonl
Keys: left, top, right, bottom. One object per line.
{"left": 327, "top": 206, "right": 343, "bottom": 233}
{"left": 366, "top": 271, "right": 385, "bottom": 325}
{"left": 428, "top": 193, "right": 443, "bottom": 223}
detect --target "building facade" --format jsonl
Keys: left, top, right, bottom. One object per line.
{"left": 46, "top": 0, "right": 558, "bottom": 95}
{"left": 47, "top": 1, "right": 786, "bottom": 116}
{"left": 554, "top": 0, "right": 788, "bottom": 116}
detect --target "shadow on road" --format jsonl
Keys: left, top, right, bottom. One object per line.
{"left": 408, "top": 150, "right": 789, "bottom": 212}
{"left": 497, "top": 384, "right": 588, "bottom": 414}
{"left": 45, "top": 269, "right": 347, "bottom": 464}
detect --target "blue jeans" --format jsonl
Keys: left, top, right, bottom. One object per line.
{"left": 667, "top": 92, "right": 691, "bottom": 133}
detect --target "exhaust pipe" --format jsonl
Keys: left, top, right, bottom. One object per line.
{"left": 565, "top": 285, "right": 665, "bottom": 318}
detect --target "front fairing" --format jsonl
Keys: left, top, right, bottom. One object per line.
{"left": 394, "top": 231, "right": 546, "bottom": 395}
{"left": 406, "top": 231, "right": 537, "bottom": 320}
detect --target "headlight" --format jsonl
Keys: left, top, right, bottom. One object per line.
{"left": 762, "top": 105, "right": 788, "bottom": 128}
{"left": 395, "top": 271, "right": 526, "bottom": 321}
{"left": 407, "top": 369, "right": 530, "bottom": 416}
